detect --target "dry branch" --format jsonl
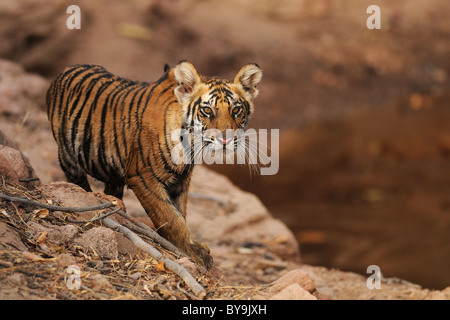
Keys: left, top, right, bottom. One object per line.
{"left": 107, "top": 207, "right": 194, "bottom": 264}
{"left": 66, "top": 207, "right": 121, "bottom": 223}
{"left": 0, "top": 192, "right": 114, "bottom": 212}
{"left": 100, "top": 206, "right": 193, "bottom": 260}
{"left": 123, "top": 221, "right": 189, "bottom": 260}
{"left": 102, "top": 217, "right": 206, "bottom": 299}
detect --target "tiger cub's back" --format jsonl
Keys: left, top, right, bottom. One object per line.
{"left": 46, "top": 64, "right": 174, "bottom": 197}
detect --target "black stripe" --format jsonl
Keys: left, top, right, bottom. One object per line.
{"left": 50, "top": 66, "right": 86, "bottom": 119}
{"left": 134, "top": 85, "right": 151, "bottom": 127}
{"left": 155, "top": 83, "right": 175, "bottom": 104}
{"left": 243, "top": 100, "right": 250, "bottom": 115}
{"left": 190, "top": 97, "right": 202, "bottom": 127}
{"left": 128, "top": 84, "right": 148, "bottom": 129}
{"left": 98, "top": 78, "right": 131, "bottom": 174}
{"left": 69, "top": 71, "right": 110, "bottom": 116}
{"left": 134, "top": 80, "right": 174, "bottom": 185}
{"left": 71, "top": 74, "right": 112, "bottom": 149}
{"left": 111, "top": 83, "right": 130, "bottom": 170}
{"left": 135, "top": 172, "right": 167, "bottom": 203}
{"left": 97, "top": 81, "right": 121, "bottom": 176}
{"left": 63, "top": 72, "right": 104, "bottom": 153}
{"left": 139, "top": 71, "right": 171, "bottom": 118}
{"left": 51, "top": 66, "right": 91, "bottom": 143}
{"left": 119, "top": 85, "right": 141, "bottom": 156}
{"left": 141, "top": 141, "right": 167, "bottom": 186}
{"left": 158, "top": 143, "right": 179, "bottom": 175}
{"left": 78, "top": 78, "right": 114, "bottom": 175}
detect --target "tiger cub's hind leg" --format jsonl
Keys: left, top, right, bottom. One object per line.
{"left": 58, "top": 151, "right": 92, "bottom": 192}
{"left": 104, "top": 181, "right": 125, "bottom": 200}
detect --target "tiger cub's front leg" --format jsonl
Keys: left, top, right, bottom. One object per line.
{"left": 170, "top": 175, "right": 213, "bottom": 268}
{"left": 126, "top": 170, "right": 212, "bottom": 268}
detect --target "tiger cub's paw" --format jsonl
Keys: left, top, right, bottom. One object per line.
{"left": 191, "top": 241, "right": 213, "bottom": 269}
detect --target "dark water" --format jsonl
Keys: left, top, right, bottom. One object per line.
{"left": 212, "top": 101, "right": 450, "bottom": 290}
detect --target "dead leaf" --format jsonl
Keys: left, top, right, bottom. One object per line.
{"left": 1, "top": 209, "right": 10, "bottom": 217}
{"left": 34, "top": 208, "right": 49, "bottom": 219}
{"left": 154, "top": 261, "right": 168, "bottom": 272}
{"left": 36, "top": 231, "right": 48, "bottom": 245}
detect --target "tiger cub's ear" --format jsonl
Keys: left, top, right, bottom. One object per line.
{"left": 174, "top": 61, "right": 201, "bottom": 104}
{"left": 234, "top": 63, "right": 262, "bottom": 101}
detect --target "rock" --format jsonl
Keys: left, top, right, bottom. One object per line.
{"left": 26, "top": 221, "right": 78, "bottom": 245}
{"left": 0, "top": 153, "right": 19, "bottom": 185}
{"left": 270, "top": 269, "right": 316, "bottom": 294}
{"left": 38, "top": 182, "right": 101, "bottom": 207}
{"left": 88, "top": 273, "right": 116, "bottom": 293}
{"left": 0, "top": 222, "right": 27, "bottom": 251}
{"left": 75, "top": 227, "right": 119, "bottom": 259}
{"left": 0, "top": 144, "right": 40, "bottom": 189}
{"left": 297, "top": 264, "right": 450, "bottom": 300}
{"left": 57, "top": 253, "right": 78, "bottom": 268}
{"left": 38, "top": 181, "right": 132, "bottom": 223}
{"left": 425, "top": 287, "right": 450, "bottom": 300}
{"left": 58, "top": 225, "right": 79, "bottom": 241}
{"left": 38, "top": 182, "right": 104, "bottom": 220}
{"left": 38, "top": 182, "right": 130, "bottom": 224}
{"left": 115, "top": 232, "right": 138, "bottom": 256}
{"left": 270, "top": 284, "right": 317, "bottom": 300}
{"left": 37, "top": 182, "right": 137, "bottom": 257}
{"left": 187, "top": 166, "right": 300, "bottom": 261}
{"left": 93, "top": 192, "right": 126, "bottom": 212}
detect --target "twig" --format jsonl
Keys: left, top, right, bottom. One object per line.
{"left": 107, "top": 208, "right": 195, "bottom": 265}
{"left": 102, "top": 217, "right": 206, "bottom": 299}
{"left": 0, "top": 193, "right": 114, "bottom": 212}
{"left": 66, "top": 208, "right": 121, "bottom": 223}
{"left": 123, "top": 221, "right": 189, "bottom": 260}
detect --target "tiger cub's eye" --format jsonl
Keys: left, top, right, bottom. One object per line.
{"left": 232, "top": 107, "right": 242, "bottom": 115}
{"left": 201, "top": 106, "right": 213, "bottom": 116}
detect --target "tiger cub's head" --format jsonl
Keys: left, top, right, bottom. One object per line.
{"left": 173, "top": 61, "right": 262, "bottom": 152}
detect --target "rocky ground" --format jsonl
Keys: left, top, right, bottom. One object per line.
{"left": 0, "top": 59, "right": 449, "bottom": 300}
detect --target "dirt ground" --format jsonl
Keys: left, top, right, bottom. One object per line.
{"left": 0, "top": 0, "right": 449, "bottom": 290}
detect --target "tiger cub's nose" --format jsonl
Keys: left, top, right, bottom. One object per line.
{"left": 217, "top": 137, "right": 232, "bottom": 145}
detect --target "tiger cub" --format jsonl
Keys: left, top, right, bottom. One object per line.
{"left": 46, "top": 61, "right": 262, "bottom": 268}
